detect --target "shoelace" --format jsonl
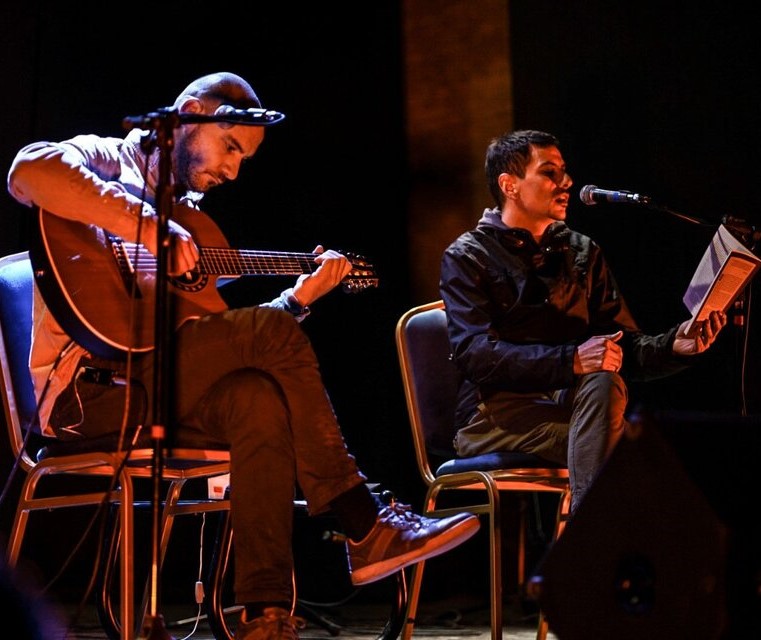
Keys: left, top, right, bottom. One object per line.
{"left": 264, "top": 610, "right": 306, "bottom": 640}
{"left": 278, "top": 614, "right": 306, "bottom": 640}
{"left": 380, "top": 500, "right": 426, "bottom": 531}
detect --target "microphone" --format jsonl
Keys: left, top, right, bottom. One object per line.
{"left": 209, "top": 105, "right": 286, "bottom": 126}
{"left": 579, "top": 185, "right": 652, "bottom": 206}
{"left": 123, "top": 105, "right": 286, "bottom": 130}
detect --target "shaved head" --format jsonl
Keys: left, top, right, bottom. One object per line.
{"left": 174, "top": 71, "right": 262, "bottom": 111}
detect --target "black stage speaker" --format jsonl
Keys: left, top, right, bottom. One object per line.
{"left": 529, "top": 409, "right": 761, "bottom": 639}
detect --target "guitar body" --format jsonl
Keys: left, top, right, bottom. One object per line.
{"left": 31, "top": 206, "right": 377, "bottom": 359}
{"left": 30, "top": 206, "right": 231, "bottom": 359}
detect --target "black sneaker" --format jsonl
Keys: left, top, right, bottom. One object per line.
{"left": 346, "top": 501, "right": 480, "bottom": 585}
{"left": 235, "top": 607, "right": 306, "bottom": 640}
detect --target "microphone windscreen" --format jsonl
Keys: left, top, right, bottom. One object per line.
{"left": 579, "top": 185, "right": 598, "bottom": 205}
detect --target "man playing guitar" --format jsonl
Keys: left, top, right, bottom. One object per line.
{"left": 7, "top": 71, "right": 479, "bottom": 640}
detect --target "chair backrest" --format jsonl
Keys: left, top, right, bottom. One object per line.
{"left": 396, "top": 300, "right": 569, "bottom": 486}
{"left": 396, "top": 300, "right": 461, "bottom": 484}
{"left": 0, "top": 251, "right": 40, "bottom": 465}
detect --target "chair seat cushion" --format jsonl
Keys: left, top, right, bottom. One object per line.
{"left": 435, "top": 451, "right": 564, "bottom": 476}
{"left": 37, "top": 430, "right": 229, "bottom": 462}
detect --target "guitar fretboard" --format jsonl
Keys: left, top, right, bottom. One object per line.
{"left": 199, "top": 247, "right": 319, "bottom": 276}
{"left": 111, "top": 241, "right": 378, "bottom": 282}
{"left": 114, "top": 242, "right": 322, "bottom": 276}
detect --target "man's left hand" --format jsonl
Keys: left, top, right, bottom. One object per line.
{"left": 291, "top": 245, "right": 352, "bottom": 307}
{"left": 673, "top": 310, "right": 727, "bottom": 355}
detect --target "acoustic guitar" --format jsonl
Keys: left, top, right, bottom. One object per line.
{"left": 29, "top": 204, "right": 378, "bottom": 359}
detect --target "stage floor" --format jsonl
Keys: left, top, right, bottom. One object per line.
{"left": 59, "top": 598, "right": 555, "bottom": 640}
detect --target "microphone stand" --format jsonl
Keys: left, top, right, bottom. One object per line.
{"left": 121, "top": 105, "right": 286, "bottom": 640}
{"left": 135, "top": 108, "right": 180, "bottom": 640}
{"left": 717, "top": 215, "right": 761, "bottom": 416}
{"left": 641, "top": 198, "right": 711, "bottom": 227}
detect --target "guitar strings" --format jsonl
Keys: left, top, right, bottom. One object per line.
{"left": 116, "top": 242, "right": 374, "bottom": 276}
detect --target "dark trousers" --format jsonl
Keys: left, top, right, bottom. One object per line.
{"left": 58, "top": 305, "right": 367, "bottom": 604}
{"left": 454, "top": 371, "right": 629, "bottom": 512}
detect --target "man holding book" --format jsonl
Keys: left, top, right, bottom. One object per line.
{"left": 439, "top": 129, "right": 727, "bottom": 515}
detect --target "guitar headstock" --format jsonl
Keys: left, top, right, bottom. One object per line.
{"left": 343, "top": 252, "right": 379, "bottom": 293}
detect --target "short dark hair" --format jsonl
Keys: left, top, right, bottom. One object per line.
{"left": 485, "top": 130, "right": 560, "bottom": 207}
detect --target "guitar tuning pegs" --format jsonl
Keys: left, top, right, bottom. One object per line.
{"left": 341, "top": 277, "right": 379, "bottom": 294}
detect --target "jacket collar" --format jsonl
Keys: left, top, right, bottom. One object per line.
{"left": 476, "top": 207, "right": 571, "bottom": 249}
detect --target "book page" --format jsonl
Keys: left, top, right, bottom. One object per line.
{"left": 689, "top": 254, "right": 758, "bottom": 321}
{"left": 682, "top": 224, "right": 761, "bottom": 336}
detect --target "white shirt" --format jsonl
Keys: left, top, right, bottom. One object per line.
{"left": 7, "top": 129, "right": 307, "bottom": 435}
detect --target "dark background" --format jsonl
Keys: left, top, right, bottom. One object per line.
{"left": 509, "top": 2, "right": 761, "bottom": 419}
{"left": 0, "top": 0, "right": 759, "bottom": 616}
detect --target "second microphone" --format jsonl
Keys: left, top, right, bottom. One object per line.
{"left": 580, "top": 185, "right": 652, "bottom": 206}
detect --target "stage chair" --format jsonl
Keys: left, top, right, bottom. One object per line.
{"left": 0, "top": 250, "right": 232, "bottom": 640}
{"left": 395, "top": 300, "right": 572, "bottom": 640}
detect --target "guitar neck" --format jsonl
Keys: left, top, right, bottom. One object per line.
{"left": 199, "top": 247, "right": 319, "bottom": 277}
{"left": 114, "top": 240, "right": 378, "bottom": 294}
{"left": 116, "top": 244, "right": 342, "bottom": 277}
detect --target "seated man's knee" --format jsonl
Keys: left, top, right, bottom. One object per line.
{"left": 205, "top": 369, "right": 289, "bottom": 433}
{"left": 575, "top": 368, "right": 628, "bottom": 417}
{"left": 581, "top": 371, "right": 628, "bottom": 452}
{"left": 580, "top": 370, "right": 628, "bottom": 404}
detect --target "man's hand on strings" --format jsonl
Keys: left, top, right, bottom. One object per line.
{"left": 142, "top": 216, "right": 199, "bottom": 276}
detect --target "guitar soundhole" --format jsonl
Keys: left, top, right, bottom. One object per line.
{"left": 171, "top": 271, "right": 209, "bottom": 293}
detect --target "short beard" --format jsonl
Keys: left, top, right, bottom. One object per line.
{"left": 173, "top": 128, "right": 201, "bottom": 192}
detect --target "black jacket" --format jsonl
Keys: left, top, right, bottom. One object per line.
{"left": 439, "top": 208, "right": 689, "bottom": 427}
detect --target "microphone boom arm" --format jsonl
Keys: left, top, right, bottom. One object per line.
{"left": 580, "top": 184, "right": 710, "bottom": 226}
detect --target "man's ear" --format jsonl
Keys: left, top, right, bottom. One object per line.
{"left": 498, "top": 173, "right": 517, "bottom": 199}
{"left": 176, "top": 95, "right": 204, "bottom": 113}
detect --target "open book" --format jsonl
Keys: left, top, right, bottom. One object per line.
{"left": 682, "top": 224, "right": 761, "bottom": 337}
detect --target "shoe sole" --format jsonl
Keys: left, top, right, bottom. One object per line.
{"left": 350, "top": 516, "right": 480, "bottom": 586}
